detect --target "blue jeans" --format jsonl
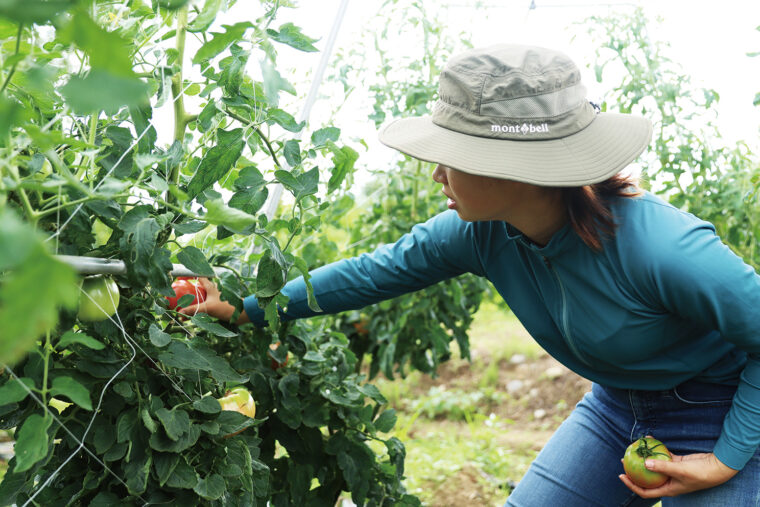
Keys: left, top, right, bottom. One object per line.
{"left": 505, "top": 380, "right": 760, "bottom": 506}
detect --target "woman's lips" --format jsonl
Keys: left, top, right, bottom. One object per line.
{"left": 442, "top": 191, "right": 457, "bottom": 210}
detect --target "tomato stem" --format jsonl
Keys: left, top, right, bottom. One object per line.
{"left": 0, "top": 23, "right": 22, "bottom": 96}
{"left": 41, "top": 330, "right": 51, "bottom": 418}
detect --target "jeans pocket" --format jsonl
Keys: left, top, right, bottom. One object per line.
{"left": 672, "top": 381, "right": 736, "bottom": 406}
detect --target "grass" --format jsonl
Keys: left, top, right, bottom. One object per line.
{"left": 369, "top": 301, "right": 551, "bottom": 506}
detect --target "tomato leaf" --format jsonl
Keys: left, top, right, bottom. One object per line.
{"left": 186, "top": 128, "right": 245, "bottom": 199}
{"left": 13, "top": 414, "right": 53, "bottom": 473}
{"left": 357, "top": 383, "right": 387, "bottom": 405}
{"left": 192, "top": 22, "right": 253, "bottom": 64}
{"left": 50, "top": 376, "right": 93, "bottom": 410}
{"left": 266, "top": 108, "right": 303, "bottom": 133}
{"left": 193, "top": 396, "right": 221, "bottom": 414}
{"left": 292, "top": 257, "right": 322, "bottom": 313}
{"left": 149, "top": 424, "right": 201, "bottom": 453}
{"left": 190, "top": 314, "right": 238, "bottom": 338}
{"left": 176, "top": 246, "right": 215, "bottom": 277}
{"left": 374, "top": 409, "right": 397, "bottom": 433}
{"left": 0, "top": 212, "right": 78, "bottom": 366}
{"left": 274, "top": 167, "right": 318, "bottom": 201}
{"left": 155, "top": 408, "right": 191, "bottom": 441}
{"left": 255, "top": 251, "right": 286, "bottom": 298}
{"left": 311, "top": 126, "right": 340, "bottom": 148}
{"left": 194, "top": 473, "right": 225, "bottom": 500}
{"left": 124, "top": 443, "right": 151, "bottom": 495}
{"left": 148, "top": 324, "right": 172, "bottom": 348}
{"left": 283, "top": 139, "right": 301, "bottom": 167}
{"left": 327, "top": 142, "right": 358, "bottom": 194}
{"left": 172, "top": 220, "right": 208, "bottom": 236}
{"left": 60, "top": 70, "right": 149, "bottom": 115}
{"left": 187, "top": 0, "right": 223, "bottom": 33}
{"left": 154, "top": 453, "right": 180, "bottom": 487}
{"left": 117, "top": 206, "right": 173, "bottom": 295}
{"left": 165, "top": 459, "right": 199, "bottom": 489}
{"left": 204, "top": 198, "right": 257, "bottom": 234}
{"left": 158, "top": 339, "right": 246, "bottom": 383}
{"left": 60, "top": 10, "right": 135, "bottom": 77}
{"left": 0, "top": 377, "right": 35, "bottom": 405}
{"left": 259, "top": 59, "right": 295, "bottom": 107}
{"left": 57, "top": 331, "right": 105, "bottom": 350}
{"left": 266, "top": 23, "right": 319, "bottom": 52}
{"left": 0, "top": 0, "right": 73, "bottom": 24}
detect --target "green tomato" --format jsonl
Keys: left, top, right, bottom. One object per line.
{"left": 623, "top": 437, "right": 672, "bottom": 488}
{"left": 78, "top": 276, "right": 120, "bottom": 322}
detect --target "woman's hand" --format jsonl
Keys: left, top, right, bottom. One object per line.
{"left": 178, "top": 278, "right": 250, "bottom": 324}
{"left": 619, "top": 451, "right": 738, "bottom": 498}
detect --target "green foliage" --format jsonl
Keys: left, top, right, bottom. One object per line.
{"left": 0, "top": 211, "right": 78, "bottom": 365}
{"left": 585, "top": 8, "right": 760, "bottom": 268}
{"left": 0, "top": 1, "right": 415, "bottom": 504}
{"left": 407, "top": 386, "right": 507, "bottom": 421}
{"left": 316, "top": 0, "right": 488, "bottom": 380}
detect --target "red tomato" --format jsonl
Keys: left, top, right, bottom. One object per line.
{"left": 623, "top": 437, "right": 672, "bottom": 488}
{"left": 166, "top": 278, "right": 206, "bottom": 310}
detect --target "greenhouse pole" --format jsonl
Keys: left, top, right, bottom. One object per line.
{"left": 263, "top": 0, "right": 351, "bottom": 221}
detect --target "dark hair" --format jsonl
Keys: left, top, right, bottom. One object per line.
{"left": 562, "top": 174, "right": 641, "bottom": 251}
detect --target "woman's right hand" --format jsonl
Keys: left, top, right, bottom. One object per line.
{"left": 178, "top": 277, "right": 250, "bottom": 324}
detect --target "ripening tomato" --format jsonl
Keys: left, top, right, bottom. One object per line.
{"left": 78, "top": 276, "right": 120, "bottom": 322}
{"left": 267, "top": 341, "right": 289, "bottom": 370}
{"left": 217, "top": 387, "right": 256, "bottom": 438}
{"left": 352, "top": 319, "right": 370, "bottom": 336}
{"left": 623, "top": 437, "right": 672, "bottom": 488}
{"left": 166, "top": 277, "right": 206, "bottom": 310}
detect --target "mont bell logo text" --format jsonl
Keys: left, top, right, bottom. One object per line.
{"left": 491, "top": 123, "right": 549, "bottom": 135}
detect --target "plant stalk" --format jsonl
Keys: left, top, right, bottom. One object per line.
{"left": 171, "top": 6, "right": 189, "bottom": 147}
{"left": 0, "top": 24, "right": 22, "bottom": 96}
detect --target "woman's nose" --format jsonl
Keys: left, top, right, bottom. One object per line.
{"left": 432, "top": 165, "right": 447, "bottom": 184}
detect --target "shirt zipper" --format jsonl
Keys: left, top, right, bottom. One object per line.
{"left": 543, "top": 256, "right": 588, "bottom": 366}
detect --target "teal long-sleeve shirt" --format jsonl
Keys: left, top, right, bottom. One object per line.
{"left": 243, "top": 191, "right": 760, "bottom": 470}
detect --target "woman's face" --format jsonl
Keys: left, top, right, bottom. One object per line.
{"left": 432, "top": 164, "right": 530, "bottom": 222}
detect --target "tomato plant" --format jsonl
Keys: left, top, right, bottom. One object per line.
{"left": 78, "top": 275, "right": 120, "bottom": 322}
{"left": 0, "top": 1, "right": 417, "bottom": 504}
{"left": 166, "top": 277, "right": 206, "bottom": 310}
{"left": 622, "top": 437, "right": 672, "bottom": 488}
{"left": 585, "top": 9, "right": 760, "bottom": 269}
{"left": 318, "top": 4, "right": 490, "bottom": 380}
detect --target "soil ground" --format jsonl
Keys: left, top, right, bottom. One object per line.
{"left": 367, "top": 307, "right": 595, "bottom": 507}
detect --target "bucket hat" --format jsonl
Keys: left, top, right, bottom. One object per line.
{"left": 378, "top": 44, "right": 652, "bottom": 186}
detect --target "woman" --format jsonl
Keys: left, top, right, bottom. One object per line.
{"left": 181, "top": 44, "right": 760, "bottom": 506}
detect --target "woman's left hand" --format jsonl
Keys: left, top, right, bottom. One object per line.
{"left": 619, "top": 452, "right": 738, "bottom": 498}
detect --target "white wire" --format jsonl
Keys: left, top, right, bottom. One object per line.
{"left": 22, "top": 290, "right": 139, "bottom": 505}
{"left": 1, "top": 365, "right": 149, "bottom": 507}
{"left": 262, "top": 0, "right": 351, "bottom": 222}
{"left": 0, "top": 282, "right": 146, "bottom": 504}
{"left": 10, "top": 281, "right": 205, "bottom": 503}
{"left": 44, "top": 66, "right": 209, "bottom": 246}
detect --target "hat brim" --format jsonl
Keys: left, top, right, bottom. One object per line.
{"left": 378, "top": 113, "right": 652, "bottom": 186}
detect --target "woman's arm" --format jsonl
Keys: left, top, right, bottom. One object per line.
{"left": 182, "top": 210, "right": 486, "bottom": 325}
{"left": 624, "top": 205, "right": 760, "bottom": 494}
